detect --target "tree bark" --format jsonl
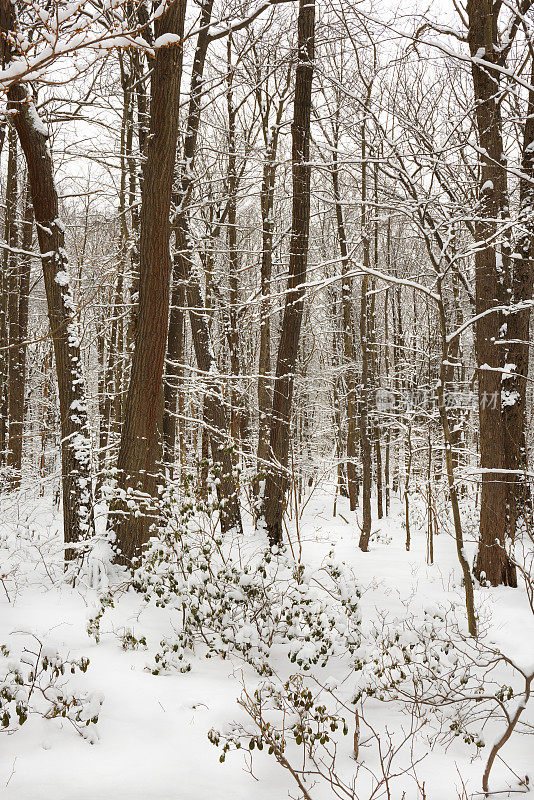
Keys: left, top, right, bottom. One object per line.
{"left": 8, "top": 83, "right": 94, "bottom": 557}
{"left": 467, "top": 0, "right": 516, "bottom": 586}
{"left": 7, "top": 180, "right": 32, "bottom": 484}
{"left": 261, "top": 0, "right": 315, "bottom": 546}
{"left": 165, "top": 0, "right": 242, "bottom": 533}
{"left": 501, "top": 56, "right": 534, "bottom": 545}
{"left": 358, "top": 129, "right": 373, "bottom": 551}
{"left": 255, "top": 69, "right": 289, "bottom": 498}
{"left": 4, "top": 123, "right": 18, "bottom": 473}
{"left": 114, "top": 0, "right": 187, "bottom": 564}
{"left": 332, "top": 121, "right": 358, "bottom": 511}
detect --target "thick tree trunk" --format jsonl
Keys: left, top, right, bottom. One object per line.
{"left": 467, "top": 0, "right": 516, "bottom": 586}
{"left": 114, "top": 0, "right": 187, "bottom": 564}
{"left": 8, "top": 84, "right": 94, "bottom": 557}
{"left": 261, "top": 0, "right": 315, "bottom": 546}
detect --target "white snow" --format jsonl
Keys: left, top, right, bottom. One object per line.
{"left": 0, "top": 488, "right": 531, "bottom": 799}
{"left": 54, "top": 270, "right": 70, "bottom": 287}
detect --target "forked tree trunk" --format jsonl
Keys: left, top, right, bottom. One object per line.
{"left": 114, "top": 0, "right": 187, "bottom": 564}
{"left": 8, "top": 84, "right": 94, "bottom": 557}
{"left": 261, "top": 0, "right": 315, "bottom": 546}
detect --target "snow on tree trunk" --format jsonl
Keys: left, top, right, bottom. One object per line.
{"left": 8, "top": 83, "right": 94, "bottom": 559}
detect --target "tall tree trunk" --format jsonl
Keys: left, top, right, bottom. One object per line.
{"left": 162, "top": 268, "right": 185, "bottom": 474}
{"left": 8, "top": 84, "right": 94, "bottom": 557}
{"left": 255, "top": 75, "right": 288, "bottom": 496}
{"left": 332, "top": 116, "right": 358, "bottom": 511}
{"left": 467, "top": 0, "right": 516, "bottom": 586}
{"left": 114, "top": 0, "right": 187, "bottom": 564}
{"left": 165, "top": 0, "right": 242, "bottom": 533}
{"left": 383, "top": 280, "right": 391, "bottom": 516}
{"left": 226, "top": 36, "right": 241, "bottom": 448}
{"left": 7, "top": 181, "right": 32, "bottom": 485}
{"left": 372, "top": 161, "right": 383, "bottom": 519}
{"left": 358, "top": 129, "right": 373, "bottom": 551}
{"left": 256, "top": 154, "right": 275, "bottom": 488}
{"left": 501, "top": 56, "right": 534, "bottom": 545}
{"left": 261, "top": 0, "right": 315, "bottom": 546}
{"left": 4, "top": 123, "right": 18, "bottom": 473}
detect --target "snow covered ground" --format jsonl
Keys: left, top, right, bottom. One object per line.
{"left": 0, "top": 486, "right": 532, "bottom": 800}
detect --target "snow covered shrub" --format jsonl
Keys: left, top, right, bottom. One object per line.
{"left": 209, "top": 673, "right": 429, "bottom": 799}
{"left": 0, "top": 634, "right": 103, "bottom": 742}
{"left": 132, "top": 480, "right": 362, "bottom": 675}
{"left": 87, "top": 591, "right": 115, "bottom": 643}
{"left": 352, "top": 604, "right": 530, "bottom": 757}
{"left": 120, "top": 630, "right": 147, "bottom": 651}
{"left": 209, "top": 673, "right": 350, "bottom": 763}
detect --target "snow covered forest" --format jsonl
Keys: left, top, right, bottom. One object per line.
{"left": 0, "top": 0, "right": 534, "bottom": 796}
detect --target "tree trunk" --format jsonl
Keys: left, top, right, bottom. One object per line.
{"left": 358, "top": 129, "right": 373, "bottom": 552}
{"left": 226, "top": 36, "right": 242, "bottom": 449}
{"left": 501, "top": 57, "right": 534, "bottom": 545}
{"left": 164, "top": 0, "right": 241, "bottom": 533}
{"left": 255, "top": 78, "right": 288, "bottom": 496}
{"left": 114, "top": 0, "right": 187, "bottom": 564}
{"left": 7, "top": 181, "right": 32, "bottom": 484}
{"left": 8, "top": 84, "right": 94, "bottom": 557}
{"left": 467, "top": 0, "right": 516, "bottom": 586}
{"left": 261, "top": 0, "right": 315, "bottom": 546}
{"left": 332, "top": 121, "right": 358, "bottom": 511}
{"left": 5, "top": 124, "right": 18, "bottom": 474}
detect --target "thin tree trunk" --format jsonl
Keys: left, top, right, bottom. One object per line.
{"left": 358, "top": 129, "right": 373, "bottom": 552}
{"left": 226, "top": 36, "right": 241, "bottom": 449}
{"left": 502, "top": 56, "right": 534, "bottom": 544}
{"left": 164, "top": 0, "right": 242, "bottom": 533}
{"left": 255, "top": 76, "right": 288, "bottom": 495}
{"left": 384, "top": 284, "right": 391, "bottom": 516}
{"left": 332, "top": 118, "right": 358, "bottom": 511}
{"left": 8, "top": 83, "right": 94, "bottom": 556}
{"left": 7, "top": 181, "right": 32, "bottom": 484}
{"left": 5, "top": 124, "right": 18, "bottom": 474}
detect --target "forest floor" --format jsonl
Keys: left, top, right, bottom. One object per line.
{"left": 0, "top": 484, "right": 532, "bottom": 800}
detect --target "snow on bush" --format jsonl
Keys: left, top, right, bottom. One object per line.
{"left": 0, "top": 633, "right": 103, "bottom": 742}
{"left": 116, "top": 480, "right": 363, "bottom": 676}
